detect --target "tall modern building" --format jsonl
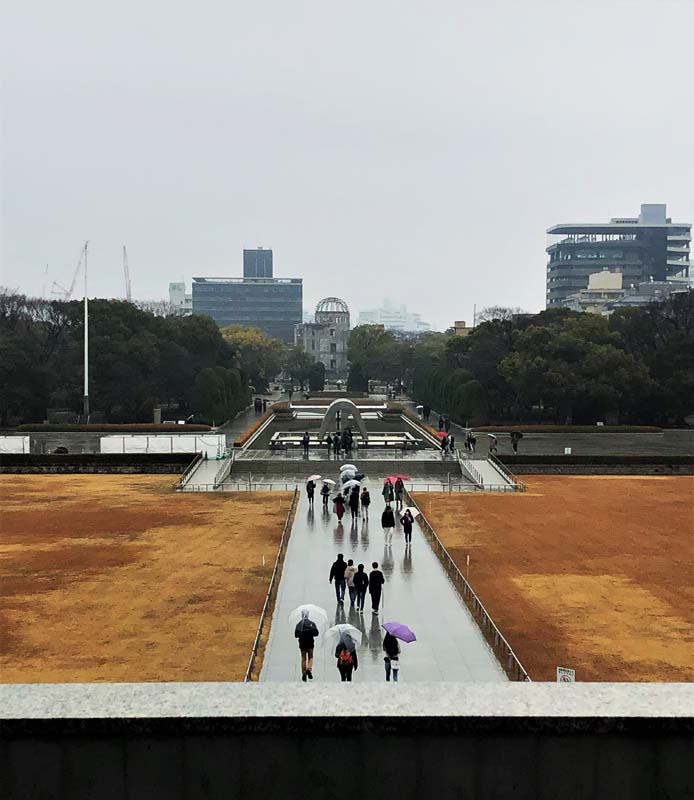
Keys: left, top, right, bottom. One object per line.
{"left": 357, "top": 299, "right": 431, "bottom": 333}
{"left": 192, "top": 248, "right": 302, "bottom": 343}
{"left": 243, "top": 247, "right": 273, "bottom": 278}
{"left": 546, "top": 204, "right": 691, "bottom": 307}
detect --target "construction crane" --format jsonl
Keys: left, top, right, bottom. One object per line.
{"left": 51, "top": 242, "right": 88, "bottom": 301}
{"left": 122, "top": 245, "right": 132, "bottom": 302}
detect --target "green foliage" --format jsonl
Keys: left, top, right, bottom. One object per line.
{"left": 221, "top": 325, "right": 286, "bottom": 392}
{"left": 0, "top": 292, "right": 246, "bottom": 425}
{"left": 308, "top": 361, "right": 326, "bottom": 391}
{"left": 284, "top": 345, "right": 314, "bottom": 390}
{"left": 347, "top": 362, "right": 368, "bottom": 392}
{"left": 192, "top": 366, "right": 246, "bottom": 425}
{"left": 347, "top": 325, "right": 406, "bottom": 384}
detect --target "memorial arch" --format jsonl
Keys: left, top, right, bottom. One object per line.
{"left": 317, "top": 399, "right": 369, "bottom": 442}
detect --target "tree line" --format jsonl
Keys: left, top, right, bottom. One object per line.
{"left": 0, "top": 293, "right": 326, "bottom": 426}
{"left": 347, "top": 293, "right": 694, "bottom": 426}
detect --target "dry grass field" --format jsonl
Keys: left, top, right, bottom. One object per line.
{"left": 0, "top": 475, "right": 292, "bottom": 682}
{"left": 414, "top": 476, "right": 694, "bottom": 682}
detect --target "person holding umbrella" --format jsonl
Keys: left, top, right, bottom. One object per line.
{"left": 382, "top": 621, "right": 416, "bottom": 682}
{"left": 381, "top": 503, "right": 396, "bottom": 545}
{"left": 306, "top": 478, "right": 317, "bottom": 507}
{"left": 393, "top": 477, "right": 405, "bottom": 510}
{"left": 383, "top": 631, "right": 401, "bottom": 682}
{"left": 294, "top": 608, "right": 319, "bottom": 682}
{"left": 348, "top": 485, "right": 360, "bottom": 521}
{"left": 369, "top": 561, "right": 385, "bottom": 614}
{"left": 321, "top": 481, "right": 331, "bottom": 508}
{"left": 360, "top": 487, "right": 371, "bottom": 520}
{"left": 334, "top": 634, "right": 359, "bottom": 682}
{"left": 401, "top": 508, "right": 414, "bottom": 546}
{"left": 333, "top": 493, "right": 346, "bottom": 522}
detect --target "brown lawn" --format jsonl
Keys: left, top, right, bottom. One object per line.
{"left": 414, "top": 476, "right": 694, "bottom": 682}
{"left": 0, "top": 475, "right": 292, "bottom": 682}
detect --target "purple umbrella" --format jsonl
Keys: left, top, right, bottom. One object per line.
{"left": 383, "top": 621, "right": 416, "bottom": 643}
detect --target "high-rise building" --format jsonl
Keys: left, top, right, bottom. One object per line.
{"left": 168, "top": 282, "right": 192, "bottom": 315}
{"left": 294, "top": 297, "right": 350, "bottom": 376}
{"left": 192, "top": 249, "right": 302, "bottom": 343}
{"left": 357, "top": 299, "right": 431, "bottom": 333}
{"left": 546, "top": 204, "right": 691, "bottom": 307}
{"left": 243, "top": 247, "right": 273, "bottom": 278}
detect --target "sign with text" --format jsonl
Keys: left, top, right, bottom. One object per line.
{"left": 557, "top": 666, "right": 576, "bottom": 682}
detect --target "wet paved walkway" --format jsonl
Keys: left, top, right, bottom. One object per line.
{"left": 260, "top": 476, "right": 506, "bottom": 684}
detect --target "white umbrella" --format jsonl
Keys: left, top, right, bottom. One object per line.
{"left": 322, "top": 478, "right": 336, "bottom": 485}
{"left": 306, "top": 474, "right": 322, "bottom": 482}
{"left": 343, "top": 479, "right": 361, "bottom": 489}
{"left": 325, "top": 623, "right": 362, "bottom": 648}
{"left": 402, "top": 506, "right": 421, "bottom": 519}
{"left": 340, "top": 470, "right": 356, "bottom": 482}
{"left": 288, "top": 604, "right": 329, "bottom": 634}
{"left": 340, "top": 464, "right": 357, "bottom": 472}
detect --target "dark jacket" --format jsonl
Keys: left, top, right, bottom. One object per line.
{"left": 329, "top": 558, "right": 347, "bottom": 582}
{"left": 401, "top": 513, "right": 413, "bottom": 534}
{"left": 335, "top": 643, "right": 358, "bottom": 670}
{"left": 369, "top": 569, "right": 384, "bottom": 594}
{"left": 348, "top": 490, "right": 360, "bottom": 509}
{"left": 294, "top": 619, "right": 318, "bottom": 650}
{"left": 353, "top": 569, "right": 369, "bottom": 592}
{"left": 383, "top": 632, "right": 400, "bottom": 658}
{"left": 381, "top": 508, "right": 395, "bottom": 528}
{"left": 361, "top": 491, "right": 371, "bottom": 506}
{"left": 306, "top": 481, "right": 315, "bottom": 497}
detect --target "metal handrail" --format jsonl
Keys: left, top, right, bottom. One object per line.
{"left": 244, "top": 487, "right": 300, "bottom": 681}
{"left": 182, "top": 482, "right": 299, "bottom": 492}
{"left": 212, "top": 449, "right": 235, "bottom": 488}
{"left": 404, "top": 489, "right": 531, "bottom": 682}
{"left": 457, "top": 449, "right": 484, "bottom": 488}
{"left": 177, "top": 453, "right": 203, "bottom": 489}
{"left": 489, "top": 453, "right": 526, "bottom": 492}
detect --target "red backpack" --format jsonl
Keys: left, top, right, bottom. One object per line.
{"left": 338, "top": 648, "right": 353, "bottom": 667}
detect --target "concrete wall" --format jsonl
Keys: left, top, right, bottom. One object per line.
{"left": 1, "top": 683, "right": 692, "bottom": 800}
{"left": 0, "top": 454, "right": 196, "bottom": 475}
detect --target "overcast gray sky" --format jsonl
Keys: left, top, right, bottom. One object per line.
{"left": 2, "top": 0, "right": 692, "bottom": 331}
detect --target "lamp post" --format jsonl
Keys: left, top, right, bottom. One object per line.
{"left": 83, "top": 241, "right": 89, "bottom": 420}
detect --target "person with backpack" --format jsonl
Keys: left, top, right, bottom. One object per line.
{"left": 329, "top": 553, "right": 348, "bottom": 604}
{"left": 401, "top": 509, "right": 414, "bottom": 546}
{"left": 369, "top": 561, "right": 385, "bottom": 614}
{"left": 353, "top": 563, "right": 369, "bottom": 612}
{"left": 381, "top": 503, "right": 396, "bottom": 545}
{"left": 383, "top": 631, "right": 401, "bottom": 682}
{"left": 294, "top": 609, "right": 319, "bottom": 682}
{"left": 344, "top": 558, "right": 358, "bottom": 607}
{"left": 321, "top": 482, "right": 331, "bottom": 508}
{"left": 360, "top": 487, "right": 371, "bottom": 520}
{"left": 335, "top": 637, "right": 358, "bottom": 682}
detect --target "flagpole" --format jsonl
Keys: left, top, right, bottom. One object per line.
{"left": 83, "top": 241, "right": 89, "bottom": 420}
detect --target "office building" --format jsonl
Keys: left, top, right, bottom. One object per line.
{"left": 294, "top": 297, "right": 350, "bottom": 376}
{"left": 192, "top": 248, "right": 302, "bottom": 343}
{"left": 357, "top": 299, "right": 431, "bottom": 333}
{"left": 168, "top": 282, "right": 192, "bottom": 315}
{"left": 546, "top": 204, "right": 691, "bottom": 307}
{"left": 243, "top": 247, "right": 273, "bottom": 278}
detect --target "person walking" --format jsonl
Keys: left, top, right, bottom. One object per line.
{"left": 470, "top": 434, "right": 477, "bottom": 454}
{"left": 382, "top": 479, "right": 394, "bottom": 505}
{"left": 348, "top": 486, "right": 360, "bottom": 521}
{"left": 444, "top": 416, "right": 451, "bottom": 433}
{"left": 329, "top": 553, "right": 348, "bottom": 604}
{"left": 401, "top": 508, "right": 414, "bottom": 546}
{"left": 381, "top": 503, "right": 396, "bottom": 545}
{"left": 360, "top": 487, "right": 371, "bottom": 520}
{"left": 333, "top": 493, "right": 346, "bottom": 522}
{"left": 394, "top": 477, "right": 405, "bottom": 510}
{"left": 438, "top": 415, "right": 445, "bottom": 431}
{"left": 369, "top": 561, "right": 385, "bottom": 614}
{"left": 306, "top": 479, "right": 315, "bottom": 506}
{"left": 333, "top": 432, "right": 341, "bottom": 457}
{"left": 489, "top": 434, "right": 498, "bottom": 454}
{"left": 448, "top": 433, "right": 455, "bottom": 453}
{"left": 335, "top": 638, "right": 358, "bottom": 682}
{"left": 321, "top": 482, "right": 330, "bottom": 508}
{"left": 383, "top": 631, "right": 401, "bottom": 682}
{"left": 345, "top": 559, "right": 358, "bottom": 607}
{"left": 294, "top": 609, "right": 319, "bottom": 682}
{"left": 353, "top": 564, "right": 369, "bottom": 612}
{"left": 440, "top": 434, "right": 449, "bottom": 455}
{"left": 325, "top": 434, "right": 333, "bottom": 455}
{"left": 301, "top": 431, "right": 310, "bottom": 456}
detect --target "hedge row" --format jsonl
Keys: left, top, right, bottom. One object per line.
{"left": 16, "top": 423, "right": 212, "bottom": 433}
{"left": 475, "top": 425, "right": 663, "bottom": 434}
{"left": 233, "top": 410, "right": 274, "bottom": 447}
{"left": 500, "top": 454, "right": 694, "bottom": 465}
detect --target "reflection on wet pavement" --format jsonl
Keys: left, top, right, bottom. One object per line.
{"left": 260, "top": 478, "right": 506, "bottom": 683}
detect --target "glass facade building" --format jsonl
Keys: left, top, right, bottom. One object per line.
{"left": 243, "top": 248, "right": 273, "bottom": 278}
{"left": 192, "top": 277, "right": 302, "bottom": 343}
{"left": 546, "top": 204, "right": 691, "bottom": 307}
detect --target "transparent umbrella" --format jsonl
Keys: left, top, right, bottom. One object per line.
{"left": 340, "top": 464, "right": 357, "bottom": 472}
{"left": 342, "top": 479, "right": 361, "bottom": 490}
{"left": 288, "top": 605, "right": 329, "bottom": 634}
{"left": 325, "top": 623, "right": 362, "bottom": 649}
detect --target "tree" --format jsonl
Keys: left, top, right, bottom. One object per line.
{"left": 308, "top": 361, "right": 325, "bottom": 391}
{"left": 347, "top": 325, "right": 404, "bottom": 384}
{"left": 192, "top": 366, "right": 246, "bottom": 424}
{"left": 220, "top": 325, "right": 285, "bottom": 392}
{"left": 285, "top": 345, "right": 314, "bottom": 390}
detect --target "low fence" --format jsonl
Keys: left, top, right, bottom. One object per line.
{"left": 212, "top": 450, "right": 235, "bottom": 488}
{"left": 404, "top": 489, "right": 531, "bottom": 682}
{"left": 177, "top": 453, "right": 203, "bottom": 489}
{"left": 185, "top": 481, "right": 299, "bottom": 492}
{"left": 244, "top": 487, "right": 300, "bottom": 681}
{"left": 405, "top": 481, "right": 518, "bottom": 493}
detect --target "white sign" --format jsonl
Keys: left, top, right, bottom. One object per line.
{"left": 557, "top": 666, "right": 575, "bottom": 682}
{"left": 564, "top": 447, "right": 572, "bottom": 455}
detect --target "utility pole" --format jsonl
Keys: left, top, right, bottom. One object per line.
{"left": 123, "top": 245, "right": 132, "bottom": 302}
{"left": 83, "top": 241, "right": 90, "bottom": 420}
